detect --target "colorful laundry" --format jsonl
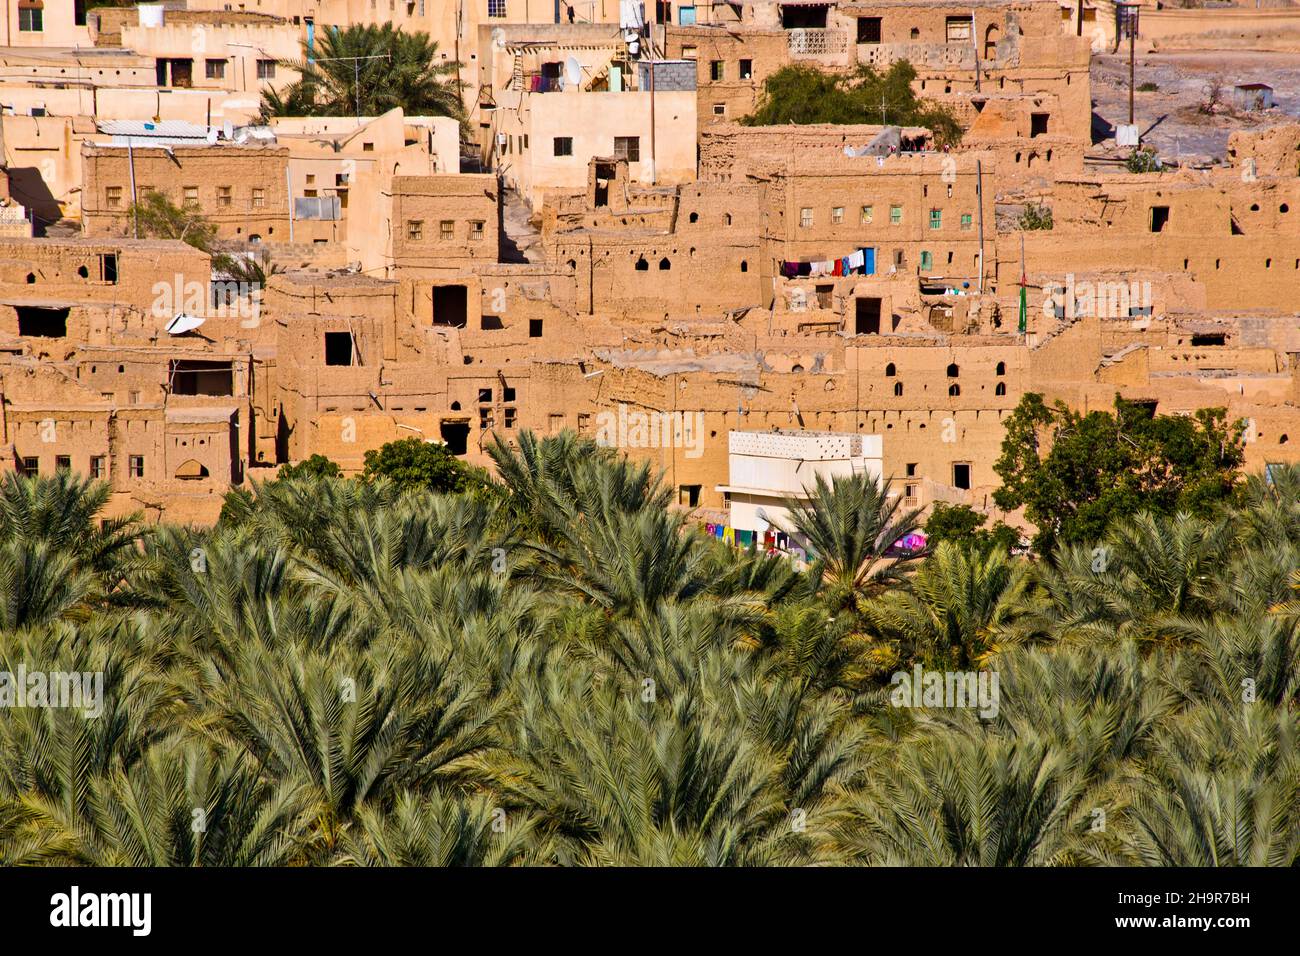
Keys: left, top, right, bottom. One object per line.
{"left": 782, "top": 248, "right": 875, "bottom": 280}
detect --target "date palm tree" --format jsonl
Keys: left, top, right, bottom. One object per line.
{"left": 864, "top": 539, "right": 1038, "bottom": 669}
{"left": 337, "top": 789, "right": 543, "bottom": 867}
{"left": 785, "top": 472, "right": 923, "bottom": 610}
{"left": 260, "top": 25, "right": 464, "bottom": 122}
{"left": 1098, "top": 704, "right": 1300, "bottom": 866}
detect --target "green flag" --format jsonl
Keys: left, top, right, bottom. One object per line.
{"left": 1017, "top": 275, "right": 1027, "bottom": 334}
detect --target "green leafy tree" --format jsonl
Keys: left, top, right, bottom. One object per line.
{"left": 123, "top": 189, "right": 268, "bottom": 279}
{"left": 277, "top": 454, "right": 343, "bottom": 482}
{"left": 742, "top": 61, "right": 962, "bottom": 146}
{"left": 993, "top": 393, "right": 1245, "bottom": 552}
{"left": 362, "top": 437, "right": 487, "bottom": 495}
{"left": 924, "top": 502, "right": 1021, "bottom": 554}
{"left": 1018, "top": 203, "right": 1053, "bottom": 231}
{"left": 259, "top": 25, "right": 464, "bottom": 123}
{"left": 125, "top": 189, "right": 218, "bottom": 252}
{"left": 1125, "top": 146, "right": 1161, "bottom": 173}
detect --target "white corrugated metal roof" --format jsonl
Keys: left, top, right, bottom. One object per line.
{"left": 96, "top": 120, "right": 210, "bottom": 138}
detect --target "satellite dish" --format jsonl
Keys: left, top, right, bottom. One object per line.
{"left": 491, "top": 27, "right": 505, "bottom": 49}
{"left": 166, "top": 313, "right": 206, "bottom": 335}
{"left": 564, "top": 56, "right": 582, "bottom": 87}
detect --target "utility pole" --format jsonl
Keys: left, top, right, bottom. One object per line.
{"left": 645, "top": 1, "right": 657, "bottom": 183}
{"left": 1117, "top": 2, "right": 1140, "bottom": 127}
{"left": 127, "top": 140, "right": 139, "bottom": 239}
{"left": 1128, "top": 14, "right": 1135, "bottom": 126}
{"left": 975, "top": 158, "right": 984, "bottom": 294}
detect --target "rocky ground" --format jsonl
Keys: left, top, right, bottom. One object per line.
{"left": 1090, "top": 50, "right": 1300, "bottom": 165}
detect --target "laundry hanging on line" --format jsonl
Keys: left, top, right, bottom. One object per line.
{"left": 782, "top": 247, "right": 876, "bottom": 280}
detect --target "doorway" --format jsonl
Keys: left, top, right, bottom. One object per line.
{"left": 855, "top": 297, "right": 882, "bottom": 334}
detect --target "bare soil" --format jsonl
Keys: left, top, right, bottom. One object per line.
{"left": 1090, "top": 50, "right": 1300, "bottom": 164}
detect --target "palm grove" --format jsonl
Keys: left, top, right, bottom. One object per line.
{"left": 0, "top": 387, "right": 1297, "bottom": 866}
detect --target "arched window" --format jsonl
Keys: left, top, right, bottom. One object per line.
{"left": 658, "top": 257, "right": 671, "bottom": 270}
{"left": 635, "top": 257, "right": 649, "bottom": 271}
{"left": 984, "top": 24, "right": 1000, "bottom": 59}
{"left": 948, "top": 383, "right": 960, "bottom": 397}
{"left": 689, "top": 212, "right": 699, "bottom": 223}
{"left": 995, "top": 382, "right": 1006, "bottom": 396}
{"left": 893, "top": 381, "right": 903, "bottom": 397}
{"left": 995, "top": 361, "right": 1005, "bottom": 375}
{"left": 740, "top": 260, "right": 748, "bottom": 273}
{"left": 946, "top": 363, "right": 959, "bottom": 377}
{"left": 174, "top": 459, "right": 210, "bottom": 480}
{"left": 885, "top": 363, "right": 896, "bottom": 377}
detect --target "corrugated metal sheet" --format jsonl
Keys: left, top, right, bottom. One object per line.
{"left": 97, "top": 120, "right": 210, "bottom": 139}
{"left": 294, "top": 196, "right": 341, "bottom": 221}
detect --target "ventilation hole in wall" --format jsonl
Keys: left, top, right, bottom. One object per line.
{"left": 463, "top": 355, "right": 473, "bottom": 364}
{"left": 1280, "top": 434, "right": 1289, "bottom": 445}
{"left": 689, "top": 212, "right": 698, "bottom": 223}
{"left": 1250, "top": 203, "right": 1260, "bottom": 211}
{"left": 451, "top": 401, "right": 461, "bottom": 410}
{"left": 77, "top": 266, "right": 89, "bottom": 278}
{"left": 1282, "top": 203, "right": 1290, "bottom": 213}
{"left": 635, "top": 257, "right": 648, "bottom": 270}
{"left": 658, "top": 257, "right": 671, "bottom": 270}
{"left": 740, "top": 260, "right": 748, "bottom": 272}
{"left": 25, "top": 273, "right": 35, "bottom": 284}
